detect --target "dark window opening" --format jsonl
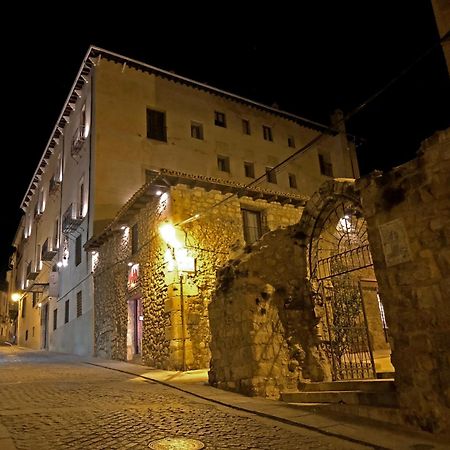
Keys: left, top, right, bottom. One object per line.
{"left": 244, "top": 162, "right": 255, "bottom": 178}
{"left": 319, "top": 153, "right": 334, "bottom": 177}
{"left": 242, "top": 119, "right": 251, "bottom": 135}
{"left": 132, "top": 224, "right": 139, "bottom": 255}
{"left": 65, "top": 300, "right": 70, "bottom": 324}
{"left": 146, "top": 109, "right": 167, "bottom": 141}
{"left": 53, "top": 309, "right": 58, "bottom": 330}
{"left": 217, "top": 155, "right": 230, "bottom": 173}
{"left": 77, "top": 291, "right": 82, "bottom": 318}
{"left": 289, "top": 173, "right": 297, "bottom": 189}
{"left": 263, "top": 125, "right": 273, "bottom": 141}
{"left": 242, "top": 209, "right": 262, "bottom": 245}
{"left": 75, "top": 235, "right": 82, "bottom": 266}
{"left": 288, "top": 136, "right": 295, "bottom": 148}
{"left": 214, "top": 111, "right": 227, "bottom": 127}
{"left": 265, "top": 167, "right": 277, "bottom": 184}
{"left": 191, "top": 122, "right": 204, "bottom": 140}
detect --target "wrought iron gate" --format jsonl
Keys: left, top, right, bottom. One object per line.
{"left": 311, "top": 201, "right": 376, "bottom": 380}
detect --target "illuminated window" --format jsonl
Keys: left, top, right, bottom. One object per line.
{"left": 319, "top": 153, "right": 333, "bottom": 177}
{"left": 288, "top": 173, "right": 297, "bottom": 189}
{"left": 244, "top": 162, "right": 255, "bottom": 178}
{"left": 146, "top": 109, "right": 167, "bottom": 141}
{"left": 265, "top": 167, "right": 277, "bottom": 184}
{"left": 191, "top": 122, "right": 204, "bottom": 140}
{"left": 242, "top": 209, "right": 262, "bottom": 245}
{"left": 214, "top": 111, "right": 227, "bottom": 127}
{"left": 242, "top": 119, "right": 251, "bottom": 135}
{"left": 263, "top": 125, "right": 273, "bottom": 141}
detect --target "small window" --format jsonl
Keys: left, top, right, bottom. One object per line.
{"left": 75, "top": 235, "right": 82, "bottom": 267}
{"left": 191, "top": 122, "right": 204, "bottom": 140}
{"left": 77, "top": 291, "right": 82, "bottom": 318}
{"left": 319, "top": 153, "right": 334, "bottom": 177}
{"left": 65, "top": 300, "right": 70, "bottom": 324}
{"left": 53, "top": 218, "right": 60, "bottom": 250}
{"left": 32, "top": 327, "right": 35, "bottom": 337}
{"left": 242, "top": 119, "right": 251, "bottom": 135}
{"left": 25, "top": 330, "right": 28, "bottom": 341}
{"left": 78, "top": 177, "right": 85, "bottom": 218}
{"left": 244, "top": 162, "right": 255, "bottom": 178}
{"left": 263, "top": 125, "right": 273, "bottom": 142}
{"left": 288, "top": 136, "right": 295, "bottom": 148}
{"left": 214, "top": 111, "right": 227, "bottom": 128}
{"left": 32, "top": 292, "right": 39, "bottom": 308}
{"left": 265, "top": 167, "right": 277, "bottom": 184}
{"left": 217, "top": 155, "right": 230, "bottom": 173}
{"left": 242, "top": 209, "right": 262, "bottom": 245}
{"left": 22, "top": 298, "right": 26, "bottom": 318}
{"left": 288, "top": 173, "right": 297, "bottom": 189}
{"left": 131, "top": 224, "right": 139, "bottom": 255}
{"left": 53, "top": 309, "right": 58, "bottom": 330}
{"left": 146, "top": 109, "right": 167, "bottom": 141}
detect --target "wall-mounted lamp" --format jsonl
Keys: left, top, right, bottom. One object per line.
{"left": 11, "top": 292, "right": 22, "bottom": 302}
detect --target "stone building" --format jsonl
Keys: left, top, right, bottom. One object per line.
{"left": 8, "top": 46, "right": 357, "bottom": 356}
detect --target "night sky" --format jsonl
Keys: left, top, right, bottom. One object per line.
{"left": 2, "top": 2, "right": 449, "bottom": 279}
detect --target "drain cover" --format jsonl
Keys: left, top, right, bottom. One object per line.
{"left": 148, "top": 437, "right": 205, "bottom": 449}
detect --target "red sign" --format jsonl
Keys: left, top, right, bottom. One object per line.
{"left": 127, "top": 264, "right": 139, "bottom": 291}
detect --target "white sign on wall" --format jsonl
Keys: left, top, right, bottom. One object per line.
{"left": 378, "top": 219, "right": 412, "bottom": 267}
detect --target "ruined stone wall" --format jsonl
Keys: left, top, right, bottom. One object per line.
{"left": 209, "top": 224, "right": 330, "bottom": 398}
{"left": 358, "top": 129, "right": 450, "bottom": 434}
{"left": 171, "top": 185, "right": 302, "bottom": 370}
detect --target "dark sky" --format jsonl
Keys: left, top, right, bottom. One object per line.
{"left": 2, "top": 2, "right": 449, "bottom": 279}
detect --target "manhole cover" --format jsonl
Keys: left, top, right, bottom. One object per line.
{"left": 148, "top": 437, "right": 205, "bottom": 449}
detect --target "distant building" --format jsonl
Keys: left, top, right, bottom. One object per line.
{"left": 8, "top": 46, "right": 358, "bottom": 359}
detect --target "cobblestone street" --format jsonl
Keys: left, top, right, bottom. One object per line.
{"left": 0, "top": 347, "right": 366, "bottom": 450}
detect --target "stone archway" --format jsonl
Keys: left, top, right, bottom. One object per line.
{"left": 297, "top": 179, "right": 393, "bottom": 380}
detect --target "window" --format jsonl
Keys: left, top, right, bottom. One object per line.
{"left": 77, "top": 291, "right": 82, "bottom": 317}
{"left": 244, "top": 162, "right": 255, "bottom": 178}
{"left": 65, "top": 300, "right": 70, "bottom": 324}
{"left": 75, "top": 235, "right": 82, "bottom": 266}
{"left": 288, "top": 173, "right": 297, "bottom": 189}
{"left": 319, "top": 153, "right": 334, "bottom": 177}
{"left": 32, "top": 292, "right": 39, "bottom": 308}
{"left": 242, "top": 119, "right": 251, "bottom": 135}
{"left": 217, "top": 155, "right": 230, "bottom": 173}
{"left": 32, "top": 327, "right": 35, "bottom": 337}
{"left": 288, "top": 136, "right": 295, "bottom": 148}
{"left": 81, "top": 102, "right": 87, "bottom": 130}
{"left": 146, "top": 109, "right": 167, "bottom": 141}
{"left": 242, "top": 209, "right": 262, "bottom": 245}
{"left": 53, "top": 309, "right": 58, "bottom": 330}
{"left": 22, "top": 298, "right": 26, "bottom": 318}
{"left": 191, "top": 122, "right": 204, "bottom": 140}
{"left": 25, "top": 330, "right": 28, "bottom": 341}
{"left": 78, "top": 177, "right": 85, "bottom": 218}
{"left": 131, "top": 224, "right": 139, "bottom": 255}
{"left": 265, "top": 167, "right": 277, "bottom": 184}
{"left": 263, "top": 125, "right": 273, "bottom": 141}
{"left": 214, "top": 111, "right": 227, "bottom": 127}
{"left": 53, "top": 218, "right": 60, "bottom": 250}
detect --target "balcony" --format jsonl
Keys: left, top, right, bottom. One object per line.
{"left": 26, "top": 261, "right": 40, "bottom": 280}
{"left": 41, "top": 237, "right": 58, "bottom": 261}
{"left": 71, "top": 126, "right": 86, "bottom": 157}
{"left": 62, "top": 203, "right": 84, "bottom": 234}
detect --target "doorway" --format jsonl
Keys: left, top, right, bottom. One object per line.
{"left": 127, "top": 298, "right": 143, "bottom": 362}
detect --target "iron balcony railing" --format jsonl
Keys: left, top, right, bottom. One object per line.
{"left": 62, "top": 203, "right": 84, "bottom": 234}
{"left": 41, "top": 237, "right": 58, "bottom": 261}
{"left": 26, "top": 260, "right": 40, "bottom": 280}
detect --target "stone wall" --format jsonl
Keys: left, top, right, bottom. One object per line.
{"left": 209, "top": 224, "right": 330, "bottom": 398}
{"left": 94, "top": 183, "right": 303, "bottom": 371}
{"left": 357, "top": 129, "right": 450, "bottom": 434}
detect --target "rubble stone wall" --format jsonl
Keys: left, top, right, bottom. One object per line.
{"left": 358, "top": 129, "right": 450, "bottom": 435}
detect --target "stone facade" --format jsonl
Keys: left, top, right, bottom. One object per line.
{"left": 357, "top": 129, "right": 450, "bottom": 435}
{"left": 93, "top": 181, "right": 303, "bottom": 371}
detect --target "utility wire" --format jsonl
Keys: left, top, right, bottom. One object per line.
{"left": 177, "top": 35, "right": 445, "bottom": 228}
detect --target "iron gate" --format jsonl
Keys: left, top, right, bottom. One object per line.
{"left": 311, "top": 201, "right": 376, "bottom": 380}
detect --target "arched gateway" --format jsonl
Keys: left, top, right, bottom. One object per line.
{"left": 300, "top": 180, "right": 391, "bottom": 381}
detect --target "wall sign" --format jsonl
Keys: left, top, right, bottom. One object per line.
{"left": 378, "top": 219, "right": 412, "bottom": 267}
{"left": 127, "top": 263, "right": 140, "bottom": 291}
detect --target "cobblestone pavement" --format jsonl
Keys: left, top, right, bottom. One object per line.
{"left": 0, "top": 347, "right": 367, "bottom": 450}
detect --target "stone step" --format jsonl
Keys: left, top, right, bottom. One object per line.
{"left": 297, "top": 379, "right": 395, "bottom": 393}
{"left": 280, "top": 390, "right": 398, "bottom": 407}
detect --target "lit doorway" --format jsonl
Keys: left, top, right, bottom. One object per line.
{"left": 127, "top": 298, "right": 143, "bottom": 362}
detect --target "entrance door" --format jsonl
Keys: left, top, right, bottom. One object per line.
{"left": 127, "top": 298, "right": 143, "bottom": 361}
